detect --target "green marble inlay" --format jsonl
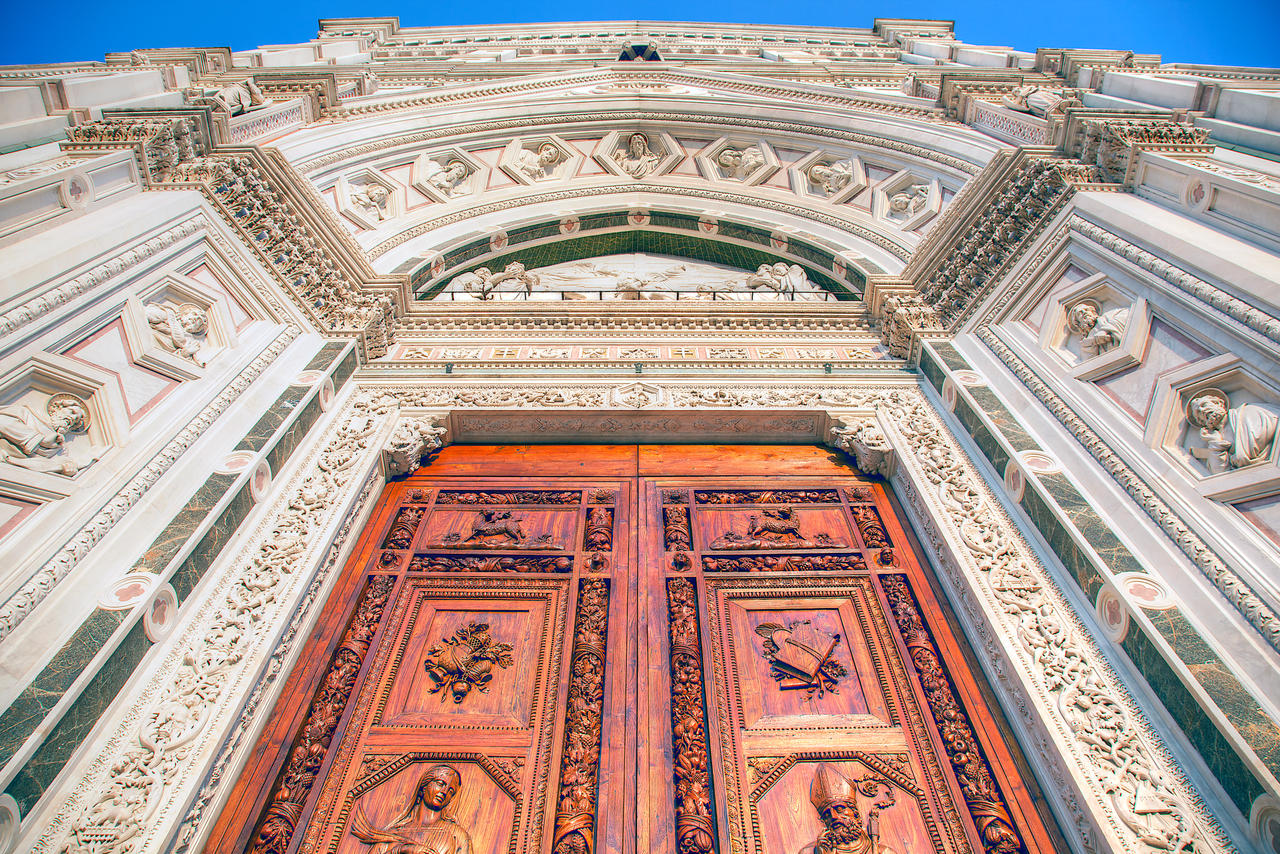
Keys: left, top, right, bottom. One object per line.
{"left": 170, "top": 482, "right": 254, "bottom": 601}
{"left": 930, "top": 341, "right": 972, "bottom": 372}
{"left": 1018, "top": 484, "right": 1106, "bottom": 601}
{"left": 508, "top": 220, "right": 562, "bottom": 244}
{"left": 952, "top": 394, "right": 1010, "bottom": 476}
{"left": 919, "top": 346, "right": 947, "bottom": 394}
{"left": 303, "top": 341, "right": 346, "bottom": 372}
{"left": 130, "top": 473, "right": 237, "bottom": 574}
{"left": 266, "top": 392, "right": 322, "bottom": 479}
{"left": 332, "top": 345, "right": 357, "bottom": 391}
{"left": 234, "top": 387, "right": 307, "bottom": 453}
{"left": 1036, "top": 473, "right": 1146, "bottom": 577}
{"left": 1120, "top": 621, "right": 1265, "bottom": 815}
{"left": 1145, "top": 608, "right": 1280, "bottom": 779}
{"left": 0, "top": 609, "right": 128, "bottom": 771}
{"left": 4, "top": 620, "right": 150, "bottom": 816}
{"left": 966, "top": 386, "right": 1040, "bottom": 453}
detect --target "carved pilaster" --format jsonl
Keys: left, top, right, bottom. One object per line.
{"left": 552, "top": 579, "right": 610, "bottom": 854}
{"left": 666, "top": 577, "right": 716, "bottom": 854}
{"left": 247, "top": 575, "right": 395, "bottom": 854}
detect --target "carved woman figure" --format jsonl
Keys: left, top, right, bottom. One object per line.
{"left": 716, "top": 146, "right": 764, "bottom": 180}
{"left": 1187, "top": 388, "right": 1280, "bottom": 472}
{"left": 146, "top": 302, "right": 208, "bottom": 365}
{"left": 351, "top": 764, "right": 473, "bottom": 854}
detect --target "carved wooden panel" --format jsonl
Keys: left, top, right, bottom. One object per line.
{"left": 219, "top": 448, "right": 1057, "bottom": 854}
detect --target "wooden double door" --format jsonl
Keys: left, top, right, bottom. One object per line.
{"left": 214, "top": 445, "right": 1060, "bottom": 854}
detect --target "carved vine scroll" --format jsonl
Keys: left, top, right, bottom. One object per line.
{"left": 881, "top": 574, "right": 1027, "bottom": 854}
{"left": 552, "top": 579, "right": 610, "bottom": 853}
{"left": 666, "top": 577, "right": 717, "bottom": 854}
{"left": 248, "top": 574, "right": 395, "bottom": 854}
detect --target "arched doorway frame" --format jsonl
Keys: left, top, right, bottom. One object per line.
{"left": 24, "top": 378, "right": 1231, "bottom": 854}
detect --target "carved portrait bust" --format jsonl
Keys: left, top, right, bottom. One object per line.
{"left": 613, "top": 132, "right": 661, "bottom": 179}
{"left": 351, "top": 764, "right": 473, "bottom": 854}
{"left": 0, "top": 393, "right": 98, "bottom": 476}
{"left": 1066, "top": 298, "right": 1129, "bottom": 357}
{"left": 1187, "top": 388, "right": 1280, "bottom": 473}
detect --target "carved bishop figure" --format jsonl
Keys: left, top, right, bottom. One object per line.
{"left": 800, "top": 764, "right": 898, "bottom": 854}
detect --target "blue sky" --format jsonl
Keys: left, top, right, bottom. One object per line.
{"left": 2, "top": 0, "right": 1278, "bottom": 68}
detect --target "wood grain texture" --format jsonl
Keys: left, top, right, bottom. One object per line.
{"left": 214, "top": 446, "right": 1059, "bottom": 854}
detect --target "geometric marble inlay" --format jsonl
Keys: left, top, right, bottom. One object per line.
{"left": 63, "top": 320, "right": 178, "bottom": 422}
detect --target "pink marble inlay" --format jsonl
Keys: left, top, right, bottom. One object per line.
{"left": 64, "top": 320, "right": 177, "bottom": 422}
{"left": 1096, "top": 318, "right": 1212, "bottom": 421}
{"left": 1237, "top": 492, "right": 1280, "bottom": 549}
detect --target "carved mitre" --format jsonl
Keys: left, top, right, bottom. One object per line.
{"left": 382, "top": 415, "right": 447, "bottom": 479}
{"left": 810, "top": 762, "right": 857, "bottom": 813}
{"left": 830, "top": 417, "right": 895, "bottom": 479}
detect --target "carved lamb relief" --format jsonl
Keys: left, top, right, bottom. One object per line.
{"left": 870, "top": 170, "right": 941, "bottom": 230}
{"left": 122, "top": 277, "right": 236, "bottom": 380}
{"left": 1038, "top": 272, "right": 1150, "bottom": 381}
{"left": 593, "top": 130, "right": 683, "bottom": 180}
{"left": 336, "top": 169, "right": 401, "bottom": 229}
{"left": 411, "top": 149, "right": 483, "bottom": 202}
{"left": 1149, "top": 356, "right": 1280, "bottom": 501}
{"left": 790, "top": 150, "right": 867, "bottom": 203}
{"left": 696, "top": 137, "right": 780, "bottom": 186}
{"left": 499, "top": 136, "right": 580, "bottom": 185}
{"left": 0, "top": 354, "right": 127, "bottom": 500}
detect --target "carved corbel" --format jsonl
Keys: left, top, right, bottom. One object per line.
{"left": 828, "top": 414, "right": 896, "bottom": 479}
{"left": 380, "top": 411, "right": 448, "bottom": 479}
{"left": 1058, "top": 110, "right": 1212, "bottom": 186}
{"left": 62, "top": 110, "right": 212, "bottom": 185}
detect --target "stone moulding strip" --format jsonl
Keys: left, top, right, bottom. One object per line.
{"left": 978, "top": 328, "right": 1280, "bottom": 654}
{"left": 301, "top": 109, "right": 977, "bottom": 179}
{"left": 0, "top": 214, "right": 205, "bottom": 338}
{"left": 0, "top": 325, "right": 300, "bottom": 643}
{"left": 369, "top": 181, "right": 915, "bottom": 262}
{"left": 30, "top": 382, "right": 1231, "bottom": 854}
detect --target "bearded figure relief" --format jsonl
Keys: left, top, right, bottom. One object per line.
{"left": 716, "top": 146, "right": 764, "bottom": 180}
{"left": 613, "top": 132, "right": 661, "bottom": 178}
{"left": 807, "top": 160, "right": 856, "bottom": 195}
{"left": 1187, "top": 388, "right": 1280, "bottom": 473}
{"left": 0, "top": 393, "right": 99, "bottom": 476}
{"left": 1066, "top": 298, "right": 1129, "bottom": 357}
{"left": 800, "top": 763, "right": 899, "bottom": 854}
{"left": 351, "top": 764, "right": 473, "bottom": 854}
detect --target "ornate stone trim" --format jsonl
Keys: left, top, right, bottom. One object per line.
{"left": 30, "top": 382, "right": 1231, "bottom": 854}
{"left": 0, "top": 326, "right": 299, "bottom": 642}
{"left": 299, "top": 110, "right": 980, "bottom": 177}
{"left": 0, "top": 215, "right": 205, "bottom": 338}
{"left": 370, "top": 181, "right": 915, "bottom": 262}
{"left": 979, "top": 329, "right": 1280, "bottom": 653}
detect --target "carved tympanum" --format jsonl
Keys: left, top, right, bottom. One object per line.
{"left": 351, "top": 764, "right": 474, "bottom": 854}
{"left": 755, "top": 620, "right": 848, "bottom": 697}
{"left": 800, "top": 763, "right": 899, "bottom": 854}
{"left": 423, "top": 622, "right": 514, "bottom": 704}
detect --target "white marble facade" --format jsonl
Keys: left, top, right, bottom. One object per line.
{"left": 1, "top": 16, "right": 1280, "bottom": 854}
